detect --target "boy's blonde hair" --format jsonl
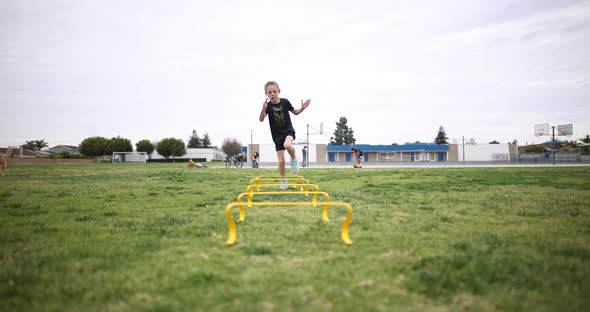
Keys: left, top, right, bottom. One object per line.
{"left": 264, "top": 81, "right": 279, "bottom": 93}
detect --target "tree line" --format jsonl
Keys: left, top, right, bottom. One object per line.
{"left": 79, "top": 130, "right": 214, "bottom": 161}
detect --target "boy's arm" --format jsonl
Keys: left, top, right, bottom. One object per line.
{"left": 291, "top": 99, "right": 310, "bottom": 115}
{"left": 259, "top": 99, "right": 268, "bottom": 122}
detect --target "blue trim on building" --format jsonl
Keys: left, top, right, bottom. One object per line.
{"left": 326, "top": 143, "right": 448, "bottom": 152}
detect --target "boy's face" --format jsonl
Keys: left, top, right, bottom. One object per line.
{"left": 265, "top": 84, "right": 280, "bottom": 103}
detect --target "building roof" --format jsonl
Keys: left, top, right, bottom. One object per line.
{"left": 0, "top": 147, "right": 47, "bottom": 157}
{"left": 327, "top": 143, "right": 448, "bottom": 152}
{"left": 0, "top": 147, "right": 13, "bottom": 155}
{"left": 50, "top": 145, "right": 80, "bottom": 152}
{"left": 543, "top": 140, "right": 564, "bottom": 145}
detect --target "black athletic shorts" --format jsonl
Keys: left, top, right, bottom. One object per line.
{"left": 273, "top": 132, "right": 296, "bottom": 151}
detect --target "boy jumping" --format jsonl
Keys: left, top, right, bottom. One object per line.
{"left": 259, "top": 81, "right": 310, "bottom": 190}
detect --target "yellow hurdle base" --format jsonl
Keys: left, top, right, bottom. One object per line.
{"left": 224, "top": 201, "right": 353, "bottom": 246}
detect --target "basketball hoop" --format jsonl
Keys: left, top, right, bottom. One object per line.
{"left": 557, "top": 124, "right": 573, "bottom": 136}
{"left": 534, "top": 123, "right": 549, "bottom": 137}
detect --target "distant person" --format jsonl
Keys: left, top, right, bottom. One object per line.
{"left": 188, "top": 158, "right": 206, "bottom": 168}
{"left": 252, "top": 151, "right": 259, "bottom": 168}
{"left": 302, "top": 146, "right": 308, "bottom": 167}
{"left": 259, "top": 80, "right": 310, "bottom": 189}
{"left": 351, "top": 146, "right": 363, "bottom": 168}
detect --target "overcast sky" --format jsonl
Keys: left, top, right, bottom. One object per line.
{"left": 1, "top": 0, "right": 589, "bottom": 149}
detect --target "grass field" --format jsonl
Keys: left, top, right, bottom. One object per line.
{"left": 1, "top": 163, "right": 589, "bottom": 311}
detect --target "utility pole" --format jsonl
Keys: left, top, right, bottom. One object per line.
{"left": 551, "top": 126, "right": 556, "bottom": 166}
{"left": 462, "top": 136, "right": 465, "bottom": 165}
{"left": 306, "top": 124, "right": 310, "bottom": 167}
{"left": 306, "top": 123, "right": 323, "bottom": 167}
{"left": 253, "top": 129, "right": 254, "bottom": 161}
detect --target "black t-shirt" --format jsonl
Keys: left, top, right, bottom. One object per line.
{"left": 352, "top": 147, "right": 363, "bottom": 156}
{"left": 266, "top": 98, "right": 295, "bottom": 142}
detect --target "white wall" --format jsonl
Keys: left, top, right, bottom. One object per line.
{"left": 458, "top": 144, "right": 510, "bottom": 161}
{"left": 250, "top": 144, "right": 317, "bottom": 163}
{"left": 112, "top": 152, "right": 147, "bottom": 163}
{"left": 150, "top": 148, "right": 225, "bottom": 161}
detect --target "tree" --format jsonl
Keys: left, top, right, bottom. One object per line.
{"left": 330, "top": 117, "right": 355, "bottom": 145}
{"left": 34, "top": 139, "right": 49, "bottom": 150}
{"left": 562, "top": 140, "right": 578, "bottom": 152}
{"left": 20, "top": 141, "right": 37, "bottom": 150}
{"left": 107, "top": 136, "right": 132, "bottom": 154}
{"left": 222, "top": 138, "right": 242, "bottom": 156}
{"left": 136, "top": 140, "right": 155, "bottom": 157}
{"left": 80, "top": 136, "right": 109, "bottom": 162}
{"left": 21, "top": 139, "right": 49, "bottom": 150}
{"left": 489, "top": 140, "right": 500, "bottom": 144}
{"left": 187, "top": 130, "right": 201, "bottom": 148}
{"left": 201, "top": 133, "right": 212, "bottom": 148}
{"left": 434, "top": 126, "right": 448, "bottom": 144}
{"left": 579, "top": 135, "right": 590, "bottom": 155}
{"left": 522, "top": 145, "right": 546, "bottom": 153}
{"left": 156, "top": 138, "right": 186, "bottom": 160}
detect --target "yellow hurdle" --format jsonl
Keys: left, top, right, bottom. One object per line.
{"left": 224, "top": 173, "right": 354, "bottom": 246}
{"left": 245, "top": 183, "right": 320, "bottom": 195}
{"left": 234, "top": 190, "right": 332, "bottom": 223}
{"left": 252, "top": 173, "right": 307, "bottom": 178}
{"left": 248, "top": 175, "right": 310, "bottom": 191}
{"left": 224, "top": 201, "right": 353, "bottom": 246}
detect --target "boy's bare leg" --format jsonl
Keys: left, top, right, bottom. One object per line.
{"left": 276, "top": 150, "right": 286, "bottom": 178}
{"left": 284, "top": 135, "right": 299, "bottom": 174}
{"left": 284, "top": 136, "right": 296, "bottom": 161}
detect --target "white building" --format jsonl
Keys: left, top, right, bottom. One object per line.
{"left": 150, "top": 148, "right": 225, "bottom": 162}
{"left": 456, "top": 143, "right": 512, "bottom": 161}
{"left": 247, "top": 143, "right": 324, "bottom": 163}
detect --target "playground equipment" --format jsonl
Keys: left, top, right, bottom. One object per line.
{"left": 224, "top": 173, "right": 354, "bottom": 246}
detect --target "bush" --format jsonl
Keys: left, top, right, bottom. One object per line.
{"left": 108, "top": 136, "right": 133, "bottom": 154}
{"left": 522, "top": 145, "right": 546, "bottom": 153}
{"left": 156, "top": 138, "right": 186, "bottom": 159}
{"left": 136, "top": 140, "right": 155, "bottom": 156}
{"left": 222, "top": 138, "right": 242, "bottom": 156}
{"left": 80, "top": 136, "right": 109, "bottom": 159}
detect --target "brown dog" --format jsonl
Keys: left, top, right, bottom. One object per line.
{"left": 0, "top": 147, "right": 12, "bottom": 176}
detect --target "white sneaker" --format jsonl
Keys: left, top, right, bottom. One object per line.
{"left": 290, "top": 160, "right": 298, "bottom": 174}
{"left": 280, "top": 180, "right": 288, "bottom": 190}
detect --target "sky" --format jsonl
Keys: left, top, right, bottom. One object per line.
{"left": 1, "top": 0, "right": 589, "bottom": 149}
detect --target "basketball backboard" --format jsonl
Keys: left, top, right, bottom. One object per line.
{"left": 534, "top": 123, "right": 550, "bottom": 136}
{"left": 557, "top": 124, "right": 573, "bottom": 136}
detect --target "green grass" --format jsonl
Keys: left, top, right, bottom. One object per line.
{"left": 1, "top": 164, "right": 589, "bottom": 311}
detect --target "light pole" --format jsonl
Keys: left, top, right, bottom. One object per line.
{"left": 462, "top": 136, "right": 465, "bottom": 166}
{"left": 306, "top": 122, "right": 323, "bottom": 167}
{"left": 551, "top": 126, "right": 556, "bottom": 166}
